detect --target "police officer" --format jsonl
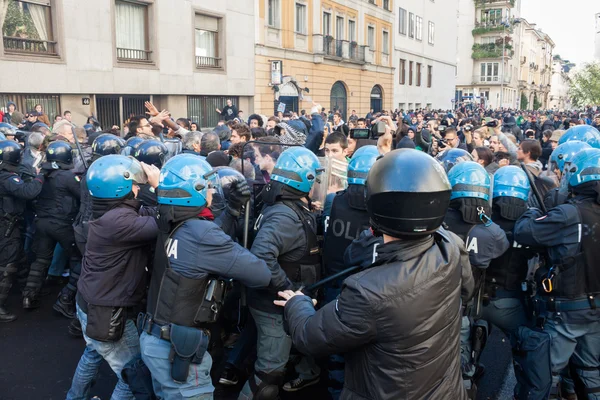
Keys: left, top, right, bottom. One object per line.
{"left": 0, "top": 140, "right": 44, "bottom": 322}
{"left": 557, "top": 124, "right": 600, "bottom": 149}
{"left": 444, "top": 161, "right": 509, "bottom": 396}
{"left": 139, "top": 154, "right": 271, "bottom": 398}
{"left": 121, "top": 136, "right": 145, "bottom": 156}
{"left": 545, "top": 141, "right": 592, "bottom": 209}
{"left": 514, "top": 148, "right": 600, "bottom": 399}
{"left": 22, "top": 141, "right": 82, "bottom": 318}
{"left": 275, "top": 149, "right": 474, "bottom": 399}
{"left": 132, "top": 139, "right": 168, "bottom": 207}
{"left": 239, "top": 147, "right": 323, "bottom": 400}
{"left": 436, "top": 147, "right": 474, "bottom": 172}
{"left": 482, "top": 166, "right": 534, "bottom": 335}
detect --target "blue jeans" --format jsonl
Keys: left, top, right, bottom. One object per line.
{"left": 48, "top": 243, "right": 68, "bottom": 277}
{"left": 140, "top": 331, "right": 214, "bottom": 399}
{"left": 66, "top": 304, "right": 139, "bottom": 400}
{"left": 226, "top": 316, "right": 257, "bottom": 371}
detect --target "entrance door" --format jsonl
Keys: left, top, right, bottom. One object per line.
{"left": 370, "top": 85, "right": 383, "bottom": 112}
{"left": 330, "top": 81, "right": 347, "bottom": 120}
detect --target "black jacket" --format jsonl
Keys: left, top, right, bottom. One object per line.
{"left": 395, "top": 135, "right": 416, "bottom": 149}
{"left": 35, "top": 168, "right": 81, "bottom": 222}
{"left": 284, "top": 228, "right": 474, "bottom": 400}
{"left": 0, "top": 170, "right": 44, "bottom": 216}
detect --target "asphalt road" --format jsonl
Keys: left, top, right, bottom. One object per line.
{"left": 0, "top": 284, "right": 515, "bottom": 400}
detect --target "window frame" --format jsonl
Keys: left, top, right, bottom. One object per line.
{"left": 416, "top": 62, "right": 422, "bottom": 86}
{"left": 408, "top": 12, "right": 415, "bottom": 38}
{"left": 367, "top": 25, "right": 375, "bottom": 50}
{"left": 268, "top": 0, "right": 281, "bottom": 28}
{"left": 480, "top": 62, "right": 500, "bottom": 81}
{"left": 295, "top": 2, "right": 307, "bottom": 35}
{"left": 192, "top": 7, "right": 225, "bottom": 73}
{"left": 398, "top": 8, "right": 407, "bottom": 35}
{"left": 428, "top": 21, "right": 434, "bottom": 45}
{"left": 399, "top": 59, "right": 406, "bottom": 84}
{"left": 335, "top": 15, "right": 344, "bottom": 40}
{"left": 348, "top": 19, "right": 356, "bottom": 42}
{"left": 409, "top": 61, "right": 413, "bottom": 85}
{"left": 383, "top": 0, "right": 390, "bottom": 10}
{"left": 415, "top": 15, "right": 422, "bottom": 41}
{"left": 113, "top": 0, "right": 156, "bottom": 67}
{"left": 194, "top": 12, "right": 223, "bottom": 70}
{"left": 427, "top": 65, "right": 432, "bottom": 87}
{"left": 323, "top": 11, "right": 331, "bottom": 36}
{"left": 382, "top": 30, "right": 389, "bottom": 55}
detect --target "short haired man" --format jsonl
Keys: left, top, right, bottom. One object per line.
{"left": 128, "top": 116, "right": 154, "bottom": 140}
{"left": 230, "top": 124, "right": 252, "bottom": 145}
{"left": 266, "top": 117, "right": 279, "bottom": 131}
{"left": 356, "top": 118, "right": 366, "bottom": 129}
{"left": 324, "top": 132, "right": 349, "bottom": 162}
{"left": 63, "top": 111, "right": 72, "bottom": 122}
{"left": 200, "top": 132, "right": 221, "bottom": 156}
{"left": 183, "top": 131, "right": 203, "bottom": 155}
{"left": 216, "top": 99, "right": 238, "bottom": 122}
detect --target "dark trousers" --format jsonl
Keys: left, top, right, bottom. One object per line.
{"left": 24, "top": 218, "right": 81, "bottom": 297}
{"left": 0, "top": 222, "right": 25, "bottom": 306}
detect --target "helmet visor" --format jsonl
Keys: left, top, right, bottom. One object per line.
{"left": 126, "top": 156, "right": 148, "bottom": 185}
{"left": 202, "top": 169, "right": 225, "bottom": 213}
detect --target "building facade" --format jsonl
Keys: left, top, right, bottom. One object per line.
{"left": 0, "top": 0, "right": 255, "bottom": 129}
{"left": 595, "top": 12, "right": 600, "bottom": 61}
{"left": 516, "top": 19, "right": 554, "bottom": 110}
{"left": 253, "top": 0, "right": 395, "bottom": 119}
{"left": 455, "top": 0, "right": 522, "bottom": 109}
{"left": 393, "top": 0, "right": 458, "bottom": 111}
{"left": 549, "top": 56, "right": 574, "bottom": 110}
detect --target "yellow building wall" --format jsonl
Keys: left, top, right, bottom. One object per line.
{"left": 254, "top": 55, "right": 393, "bottom": 116}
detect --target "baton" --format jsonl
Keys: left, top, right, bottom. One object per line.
{"left": 71, "top": 125, "right": 88, "bottom": 170}
{"left": 519, "top": 162, "right": 547, "bottom": 213}
{"left": 303, "top": 265, "right": 363, "bottom": 294}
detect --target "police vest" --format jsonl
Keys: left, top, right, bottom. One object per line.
{"left": 146, "top": 219, "right": 226, "bottom": 327}
{"left": 36, "top": 170, "right": 79, "bottom": 221}
{"left": 444, "top": 208, "right": 475, "bottom": 244}
{"left": 323, "top": 191, "right": 370, "bottom": 276}
{"left": 548, "top": 198, "right": 600, "bottom": 298}
{"left": 486, "top": 217, "right": 530, "bottom": 293}
{"left": 278, "top": 200, "right": 322, "bottom": 285}
{"left": 0, "top": 170, "right": 26, "bottom": 216}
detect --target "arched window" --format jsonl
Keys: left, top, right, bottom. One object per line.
{"left": 330, "top": 81, "right": 348, "bottom": 120}
{"left": 370, "top": 85, "right": 383, "bottom": 113}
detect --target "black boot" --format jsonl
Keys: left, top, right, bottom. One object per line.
{"left": 0, "top": 306, "right": 17, "bottom": 323}
{"left": 68, "top": 318, "right": 83, "bottom": 338}
{"left": 53, "top": 288, "right": 76, "bottom": 319}
{"left": 22, "top": 293, "right": 41, "bottom": 309}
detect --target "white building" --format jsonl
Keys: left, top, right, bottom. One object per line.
{"left": 595, "top": 12, "right": 600, "bottom": 60}
{"left": 455, "top": 0, "right": 522, "bottom": 109}
{"left": 0, "top": 0, "right": 255, "bottom": 129}
{"left": 549, "top": 57, "right": 574, "bottom": 110}
{"left": 393, "top": 0, "right": 458, "bottom": 111}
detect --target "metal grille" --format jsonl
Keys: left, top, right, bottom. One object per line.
{"left": 0, "top": 93, "right": 61, "bottom": 122}
{"left": 96, "top": 96, "right": 120, "bottom": 131}
{"left": 187, "top": 96, "right": 239, "bottom": 129}
{"left": 123, "top": 96, "right": 150, "bottom": 122}
{"left": 3, "top": 37, "right": 58, "bottom": 55}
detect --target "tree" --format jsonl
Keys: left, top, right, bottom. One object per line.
{"left": 569, "top": 62, "right": 600, "bottom": 108}
{"left": 533, "top": 93, "right": 542, "bottom": 110}
{"left": 520, "top": 93, "right": 528, "bottom": 110}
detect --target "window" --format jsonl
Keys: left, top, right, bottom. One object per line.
{"left": 323, "top": 12, "right": 331, "bottom": 35}
{"left": 295, "top": 3, "right": 306, "bottom": 34}
{"left": 336, "top": 16, "right": 344, "bottom": 39}
{"left": 368, "top": 26, "right": 375, "bottom": 49}
{"left": 195, "top": 14, "right": 221, "bottom": 69}
{"left": 416, "top": 62, "right": 422, "bottom": 86}
{"left": 409, "top": 61, "right": 413, "bottom": 85}
{"left": 483, "top": 9, "right": 502, "bottom": 25}
{"left": 409, "top": 13, "right": 415, "bottom": 38}
{"left": 482, "top": 36, "right": 500, "bottom": 44}
{"left": 428, "top": 21, "right": 435, "bottom": 45}
{"left": 398, "top": 8, "right": 407, "bottom": 35}
{"left": 115, "top": 1, "right": 151, "bottom": 61}
{"left": 415, "top": 16, "right": 422, "bottom": 41}
{"left": 2, "top": 0, "right": 56, "bottom": 56}
{"left": 268, "top": 0, "right": 280, "bottom": 27}
{"left": 383, "top": 0, "right": 390, "bottom": 10}
{"left": 348, "top": 20, "right": 356, "bottom": 42}
{"left": 427, "top": 65, "right": 432, "bottom": 87}
{"left": 480, "top": 62, "right": 500, "bottom": 81}
{"left": 399, "top": 59, "right": 406, "bottom": 84}
{"left": 382, "top": 31, "right": 389, "bottom": 54}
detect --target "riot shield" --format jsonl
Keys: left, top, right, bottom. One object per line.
{"left": 312, "top": 156, "right": 348, "bottom": 208}
{"left": 163, "top": 138, "right": 183, "bottom": 162}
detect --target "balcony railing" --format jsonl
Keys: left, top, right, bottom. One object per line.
{"left": 472, "top": 75, "right": 511, "bottom": 84}
{"left": 349, "top": 44, "right": 365, "bottom": 62}
{"left": 323, "top": 37, "right": 343, "bottom": 57}
{"left": 3, "top": 36, "right": 57, "bottom": 56}
{"left": 472, "top": 23, "right": 514, "bottom": 35}
{"left": 474, "top": 0, "right": 516, "bottom": 7}
{"left": 472, "top": 43, "right": 514, "bottom": 59}
{"left": 196, "top": 56, "right": 221, "bottom": 68}
{"left": 116, "top": 47, "right": 152, "bottom": 62}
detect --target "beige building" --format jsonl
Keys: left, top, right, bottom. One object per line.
{"left": 254, "top": 0, "right": 395, "bottom": 120}
{"left": 516, "top": 19, "right": 554, "bottom": 110}
{"left": 0, "top": 0, "right": 255, "bottom": 129}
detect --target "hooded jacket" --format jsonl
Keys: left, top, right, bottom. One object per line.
{"left": 284, "top": 228, "right": 474, "bottom": 400}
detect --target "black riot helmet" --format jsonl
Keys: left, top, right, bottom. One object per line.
{"left": 366, "top": 149, "right": 451, "bottom": 237}
{"left": 46, "top": 141, "right": 73, "bottom": 165}
{"left": 92, "top": 134, "right": 125, "bottom": 157}
{"left": 435, "top": 148, "right": 474, "bottom": 173}
{"left": 133, "top": 140, "right": 168, "bottom": 168}
{"left": 121, "top": 136, "right": 145, "bottom": 156}
{"left": 0, "top": 140, "right": 23, "bottom": 167}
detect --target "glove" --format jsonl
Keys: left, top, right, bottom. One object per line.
{"left": 227, "top": 179, "right": 251, "bottom": 216}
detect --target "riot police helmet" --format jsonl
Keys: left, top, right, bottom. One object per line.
{"left": 0, "top": 122, "right": 17, "bottom": 138}
{"left": 0, "top": 140, "right": 22, "bottom": 166}
{"left": 558, "top": 125, "right": 600, "bottom": 149}
{"left": 157, "top": 154, "right": 215, "bottom": 207}
{"left": 121, "top": 136, "right": 145, "bottom": 156}
{"left": 448, "top": 161, "right": 491, "bottom": 201}
{"left": 46, "top": 141, "right": 74, "bottom": 165}
{"left": 351, "top": 145, "right": 379, "bottom": 159}
{"left": 133, "top": 140, "right": 168, "bottom": 169}
{"left": 566, "top": 148, "right": 600, "bottom": 188}
{"left": 348, "top": 152, "right": 378, "bottom": 186}
{"left": 92, "top": 134, "right": 126, "bottom": 157}
{"left": 366, "top": 149, "right": 451, "bottom": 237}
{"left": 87, "top": 155, "right": 148, "bottom": 199}
{"left": 492, "top": 166, "right": 530, "bottom": 201}
{"left": 435, "top": 148, "right": 474, "bottom": 173}
{"left": 549, "top": 140, "right": 592, "bottom": 174}
{"left": 271, "top": 147, "right": 323, "bottom": 194}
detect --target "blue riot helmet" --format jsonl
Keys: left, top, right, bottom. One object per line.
{"left": 448, "top": 161, "right": 491, "bottom": 201}
{"left": 0, "top": 132, "right": 5, "bottom": 141}
{"left": 46, "top": 141, "right": 74, "bottom": 167}
{"left": 271, "top": 147, "right": 323, "bottom": 194}
{"left": 492, "top": 166, "right": 530, "bottom": 201}
{"left": 351, "top": 145, "right": 379, "bottom": 159}
{"left": 157, "top": 154, "right": 216, "bottom": 207}
{"left": 121, "top": 136, "right": 145, "bottom": 156}
{"left": 348, "top": 152, "right": 378, "bottom": 186}
{"left": 0, "top": 122, "right": 17, "bottom": 138}
{"left": 565, "top": 148, "right": 600, "bottom": 189}
{"left": 435, "top": 148, "right": 474, "bottom": 173}
{"left": 92, "top": 134, "right": 125, "bottom": 157}
{"left": 558, "top": 125, "right": 600, "bottom": 149}
{"left": 134, "top": 140, "right": 168, "bottom": 169}
{"left": 549, "top": 141, "right": 592, "bottom": 175}
{"left": 87, "top": 155, "right": 148, "bottom": 199}
{"left": 0, "top": 140, "right": 22, "bottom": 167}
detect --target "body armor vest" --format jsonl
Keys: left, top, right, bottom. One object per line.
{"left": 0, "top": 171, "right": 25, "bottom": 216}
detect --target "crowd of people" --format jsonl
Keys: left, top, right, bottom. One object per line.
{"left": 0, "top": 98, "right": 599, "bottom": 400}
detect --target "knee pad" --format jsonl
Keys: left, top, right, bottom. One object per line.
{"left": 250, "top": 371, "right": 283, "bottom": 400}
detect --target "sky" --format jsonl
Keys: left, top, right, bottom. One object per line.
{"left": 520, "top": 0, "right": 598, "bottom": 65}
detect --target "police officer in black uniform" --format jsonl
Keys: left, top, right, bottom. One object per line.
{"left": 23, "top": 141, "right": 82, "bottom": 319}
{"left": 0, "top": 140, "right": 44, "bottom": 322}
{"left": 132, "top": 139, "right": 168, "bottom": 207}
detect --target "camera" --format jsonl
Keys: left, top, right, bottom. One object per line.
{"left": 437, "top": 138, "right": 448, "bottom": 148}
{"left": 437, "top": 125, "right": 447, "bottom": 134}
{"left": 463, "top": 124, "right": 473, "bottom": 132}
{"left": 349, "top": 121, "right": 387, "bottom": 140}
{"left": 486, "top": 120, "right": 498, "bottom": 128}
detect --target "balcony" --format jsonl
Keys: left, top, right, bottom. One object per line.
{"left": 472, "top": 75, "right": 511, "bottom": 85}
{"left": 196, "top": 56, "right": 222, "bottom": 69}
{"left": 323, "top": 36, "right": 343, "bottom": 57}
{"left": 313, "top": 34, "right": 367, "bottom": 65}
{"left": 472, "top": 43, "right": 514, "bottom": 60}
{"left": 472, "top": 23, "right": 514, "bottom": 36}
{"left": 474, "top": 0, "right": 516, "bottom": 8}
{"left": 349, "top": 44, "right": 365, "bottom": 62}
{"left": 116, "top": 47, "right": 152, "bottom": 62}
{"left": 3, "top": 36, "right": 58, "bottom": 56}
